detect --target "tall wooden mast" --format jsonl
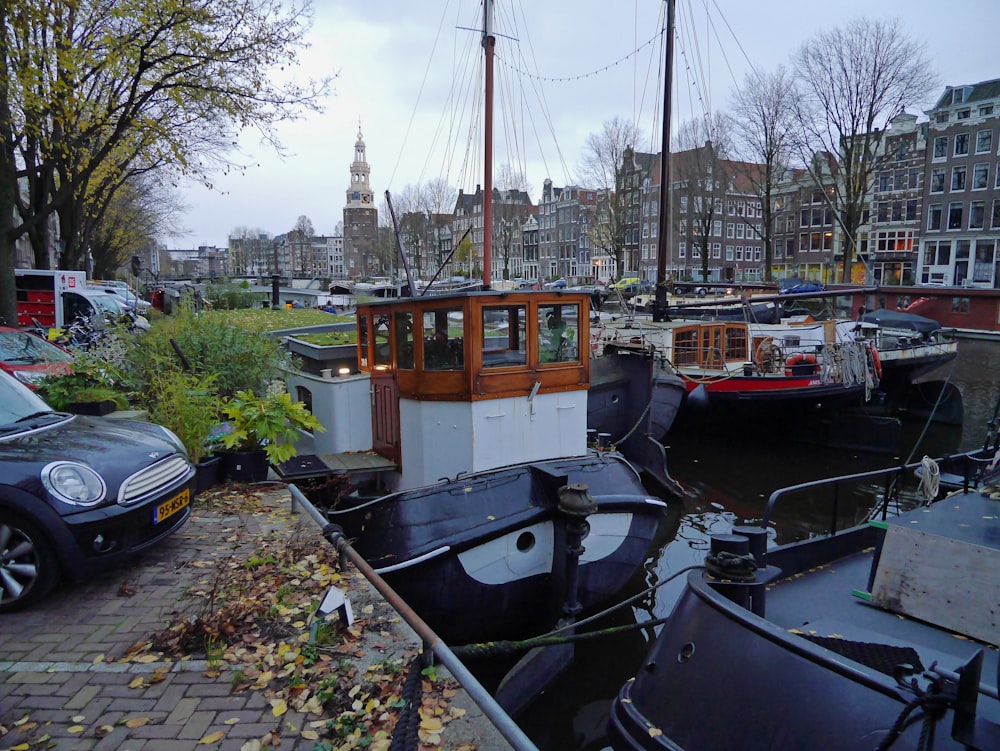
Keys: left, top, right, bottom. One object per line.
{"left": 482, "top": 0, "right": 495, "bottom": 289}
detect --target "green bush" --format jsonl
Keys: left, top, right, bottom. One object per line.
{"left": 129, "top": 307, "right": 289, "bottom": 398}
{"left": 35, "top": 353, "right": 130, "bottom": 411}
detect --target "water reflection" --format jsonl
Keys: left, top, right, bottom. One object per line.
{"left": 513, "top": 338, "right": 1000, "bottom": 751}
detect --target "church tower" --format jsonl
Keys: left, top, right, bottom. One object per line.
{"left": 342, "top": 124, "right": 379, "bottom": 277}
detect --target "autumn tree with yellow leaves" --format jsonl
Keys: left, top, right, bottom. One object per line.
{"left": 0, "top": 0, "right": 328, "bottom": 325}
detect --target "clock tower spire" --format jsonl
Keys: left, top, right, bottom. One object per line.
{"left": 342, "top": 121, "right": 379, "bottom": 276}
{"left": 346, "top": 123, "right": 374, "bottom": 208}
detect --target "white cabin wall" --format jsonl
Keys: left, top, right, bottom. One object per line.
{"left": 393, "top": 389, "right": 588, "bottom": 490}
{"left": 282, "top": 370, "right": 373, "bottom": 455}
{"left": 394, "top": 400, "right": 475, "bottom": 490}
{"left": 470, "top": 390, "right": 587, "bottom": 471}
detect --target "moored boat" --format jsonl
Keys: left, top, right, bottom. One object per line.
{"left": 608, "top": 448, "right": 1000, "bottom": 750}
{"left": 596, "top": 314, "right": 880, "bottom": 425}
{"left": 294, "top": 289, "right": 668, "bottom": 643}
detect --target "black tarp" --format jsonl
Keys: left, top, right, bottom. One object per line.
{"left": 860, "top": 309, "right": 941, "bottom": 333}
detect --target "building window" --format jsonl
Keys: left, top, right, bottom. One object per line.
{"left": 933, "top": 136, "right": 947, "bottom": 159}
{"left": 976, "top": 129, "right": 993, "bottom": 154}
{"left": 970, "top": 201, "right": 985, "bottom": 230}
{"left": 947, "top": 202, "right": 964, "bottom": 230}
{"left": 973, "top": 163, "right": 989, "bottom": 190}
{"left": 951, "top": 166, "right": 967, "bottom": 191}
{"left": 930, "top": 168, "right": 945, "bottom": 193}
{"left": 954, "top": 133, "right": 970, "bottom": 156}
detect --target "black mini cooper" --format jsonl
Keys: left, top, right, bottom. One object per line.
{"left": 0, "top": 370, "right": 195, "bottom": 611}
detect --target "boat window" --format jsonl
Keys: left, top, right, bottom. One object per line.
{"left": 673, "top": 329, "right": 699, "bottom": 366}
{"left": 373, "top": 314, "right": 391, "bottom": 370}
{"left": 481, "top": 305, "right": 527, "bottom": 368}
{"left": 394, "top": 312, "right": 414, "bottom": 369}
{"left": 422, "top": 308, "right": 464, "bottom": 370}
{"left": 537, "top": 304, "right": 580, "bottom": 364}
{"left": 358, "top": 315, "right": 369, "bottom": 368}
{"left": 723, "top": 326, "right": 748, "bottom": 361}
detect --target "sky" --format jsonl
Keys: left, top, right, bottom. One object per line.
{"left": 174, "top": 0, "right": 1000, "bottom": 249}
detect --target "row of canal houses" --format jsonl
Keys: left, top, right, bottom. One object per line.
{"left": 396, "top": 76, "right": 1000, "bottom": 289}
{"left": 215, "top": 77, "right": 1000, "bottom": 290}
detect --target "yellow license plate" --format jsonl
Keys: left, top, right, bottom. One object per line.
{"left": 154, "top": 488, "right": 190, "bottom": 524}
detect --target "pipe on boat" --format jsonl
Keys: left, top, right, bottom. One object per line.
{"left": 288, "top": 483, "right": 539, "bottom": 751}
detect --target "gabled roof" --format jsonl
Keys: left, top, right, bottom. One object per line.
{"left": 931, "top": 77, "right": 1000, "bottom": 109}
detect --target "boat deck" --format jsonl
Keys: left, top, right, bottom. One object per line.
{"left": 764, "top": 490, "right": 1000, "bottom": 711}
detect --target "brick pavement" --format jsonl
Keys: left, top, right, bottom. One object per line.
{"left": 0, "top": 484, "right": 516, "bottom": 751}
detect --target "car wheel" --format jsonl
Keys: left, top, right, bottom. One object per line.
{"left": 0, "top": 514, "right": 59, "bottom": 612}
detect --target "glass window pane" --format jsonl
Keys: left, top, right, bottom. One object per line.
{"left": 422, "top": 308, "right": 464, "bottom": 370}
{"left": 537, "top": 304, "right": 581, "bottom": 364}
{"left": 481, "top": 305, "right": 527, "bottom": 368}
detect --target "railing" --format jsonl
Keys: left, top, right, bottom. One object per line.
{"left": 762, "top": 448, "right": 992, "bottom": 541}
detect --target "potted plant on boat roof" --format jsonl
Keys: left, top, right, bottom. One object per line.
{"left": 218, "top": 382, "right": 325, "bottom": 483}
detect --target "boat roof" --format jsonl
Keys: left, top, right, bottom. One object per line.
{"left": 860, "top": 309, "right": 941, "bottom": 333}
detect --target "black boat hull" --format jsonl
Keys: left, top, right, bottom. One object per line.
{"left": 328, "top": 452, "right": 666, "bottom": 643}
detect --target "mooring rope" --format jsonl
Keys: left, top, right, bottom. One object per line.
{"left": 451, "top": 565, "right": 704, "bottom": 658}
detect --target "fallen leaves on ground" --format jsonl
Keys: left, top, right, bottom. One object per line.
{"left": 120, "top": 484, "right": 473, "bottom": 751}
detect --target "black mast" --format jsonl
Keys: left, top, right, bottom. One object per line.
{"left": 652, "top": 0, "right": 675, "bottom": 322}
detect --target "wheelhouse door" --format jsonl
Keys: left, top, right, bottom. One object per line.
{"left": 369, "top": 312, "right": 401, "bottom": 464}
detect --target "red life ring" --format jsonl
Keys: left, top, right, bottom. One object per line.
{"left": 869, "top": 345, "right": 882, "bottom": 380}
{"left": 784, "top": 352, "right": 818, "bottom": 377}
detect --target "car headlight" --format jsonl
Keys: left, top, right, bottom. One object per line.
{"left": 13, "top": 370, "right": 47, "bottom": 387}
{"left": 42, "top": 462, "right": 107, "bottom": 506}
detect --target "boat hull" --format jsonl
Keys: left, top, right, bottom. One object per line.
{"left": 608, "top": 467, "right": 1000, "bottom": 751}
{"left": 327, "top": 452, "right": 666, "bottom": 643}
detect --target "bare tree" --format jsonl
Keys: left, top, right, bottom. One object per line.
{"left": 87, "top": 174, "right": 187, "bottom": 279}
{"left": 291, "top": 215, "right": 315, "bottom": 276}
{"left": 730, "top": 66, "right": 799, "bottom": 282}
{"left": 493, "top": 164, "right": 531, "bottom": 282}
{"left": 673, "top": 114, "right": 733, "bottom": 285}
{"left": 578, "top": 117, "right": 644, "bottom": 279}
{"left": 793, "top": 17, "right": 937, "bottom": 283}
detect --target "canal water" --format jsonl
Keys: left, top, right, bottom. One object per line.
{"left": 509, "top": 337, "right": 1000, "bottom": 751}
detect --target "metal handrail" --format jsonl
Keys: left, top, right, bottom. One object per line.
{"left": 288, "top": 483, "right": 535, "bottom": 751}
{"left": 761, "top": 449, "right": 989, "bottom": 536}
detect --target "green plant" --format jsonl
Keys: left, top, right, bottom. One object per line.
{"left": 220, "top": 384, "right": 324, "bottom": 464}
{"left": 144, "top": 370, "right": 223, "bottom": 462}
{"left": 128, "top": 307, "right": 290, "bottom": 398}
{"left": 35, "top": 354, "right": 130, "bottom": 411}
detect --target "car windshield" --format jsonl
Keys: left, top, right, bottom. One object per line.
{"left": 0, "top": 330, "right": 74, "bottom": 365}
{"left": 0, "top": 370, "right": 56, "bottom": 427}
{"left": 89, "top": 294, "right": 124, "bottom": 315}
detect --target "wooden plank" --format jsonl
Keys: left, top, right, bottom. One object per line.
{"left": 317, "top": 452, "right": 397, "bottom": 473}
{"left": 870, "top": 524, "right": 1000, "bottom": 646}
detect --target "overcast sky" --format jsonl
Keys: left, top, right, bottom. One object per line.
{"left": 174, "top": 0, "right": 1000, "bottom": 249}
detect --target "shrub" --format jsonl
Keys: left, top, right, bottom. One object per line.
{"left": 130, "top": 307, "right": 289, "bottom": 398}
